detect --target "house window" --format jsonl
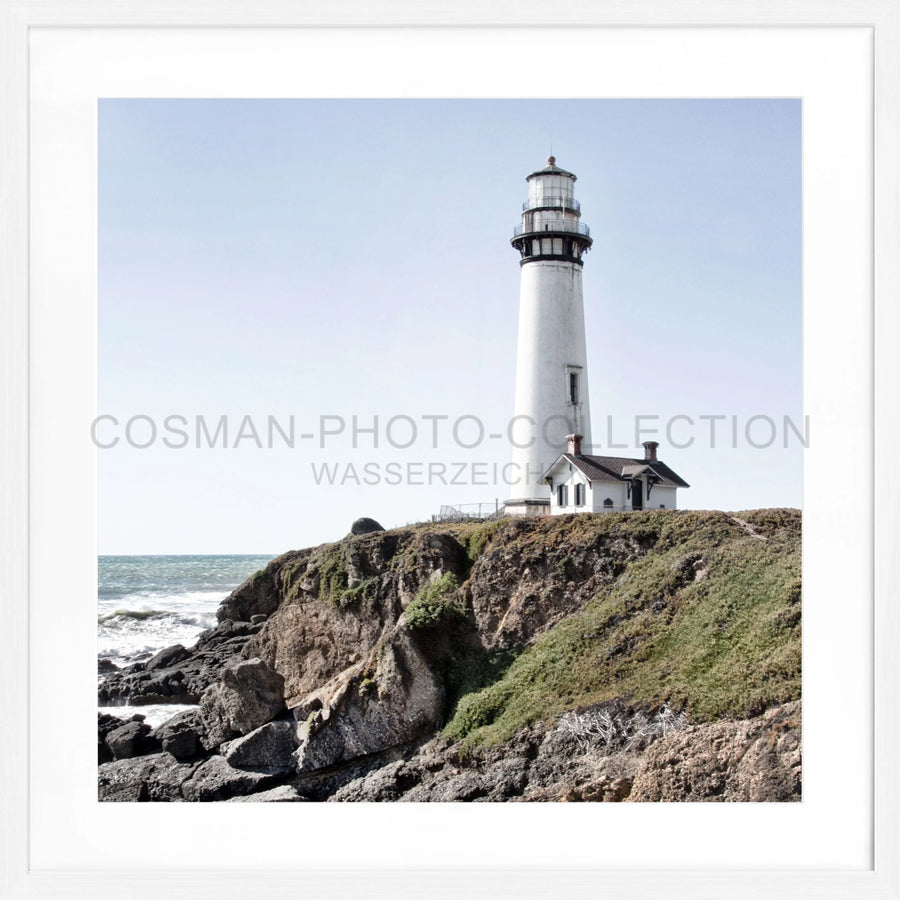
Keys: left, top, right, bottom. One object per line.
{"left": 659, "top": 504, "right": 666, "bottom": 509}
{"left": 557, "top": 484, "right": 568, "bottom": 507}
{"left": 569, "top": 372, "right": 579, "bottom": 404}
{"left": 574, "top": 483, "right": 585, "bottom": 507}
{"left": 603, "top": 498, "right": 614, "bottom": 509}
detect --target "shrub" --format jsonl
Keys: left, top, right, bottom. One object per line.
{"left": 406, "top": 573, "right": 462, "bottom": 630}
{"left": 460, "top": 521, "right": 502, "bottom": 570}
{"left": 338, "top": 577, "right": 379, "bottom": 609}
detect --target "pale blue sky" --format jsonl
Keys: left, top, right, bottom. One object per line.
{"left": 99, "top": 99, "right": 801, "bottom": 554}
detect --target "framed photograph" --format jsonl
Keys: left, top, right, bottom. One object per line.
{"left": 2, "top": 1, "right": 898, "bottom": 897}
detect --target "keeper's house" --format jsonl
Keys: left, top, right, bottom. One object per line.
{"left": 543, "top": 435, "right": 690, "bottom": 515}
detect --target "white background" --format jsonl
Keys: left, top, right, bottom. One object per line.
{"left": 29, "top": 26, "right": 872, "bottom": 871}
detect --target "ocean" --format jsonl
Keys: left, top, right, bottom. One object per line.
{"left": 98, "top": 554, "right": 273, "bottom": 726}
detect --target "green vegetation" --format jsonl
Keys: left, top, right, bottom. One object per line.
{"left": 283, "top": 541, "right": 381, "bottom": 609}
{"left": 339, "top": 577, "right": 380, "bottom": 608}
{"left": 438, "top": 644, "right": 520, "bottom": 727}
{"left": 441, "top": 509, "right": 802, "bottom": 749}
{"left": 458, "top": 520, "right": 503, "bottom": 573}
{"left": 316, "top": 544, "right": 350, "bottom": 603}
{"left": 405, "top": 573, "right": 463, "bottom": 630}
{"left": 281, "top": 555, "right": 311, "bottom": 604}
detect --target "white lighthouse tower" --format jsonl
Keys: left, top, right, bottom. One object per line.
{"left": 506, "top": 157, "right": 593, "bottom": 516}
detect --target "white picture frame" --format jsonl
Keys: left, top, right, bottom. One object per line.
{"left": 2, "top": 2, "right": 899, "bottom": 897}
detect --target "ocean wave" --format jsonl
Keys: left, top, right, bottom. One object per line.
{"left": 99, "top": 608, "right": 168, "bottom": 622}
{"left": 98, "top": 608, "right": 215, "bottom": 627}
{"left": 98, "top": 607, "right": 216, "bottom": 667}
{"left": 98, "top": 588, "right": 228, "bottom": 607}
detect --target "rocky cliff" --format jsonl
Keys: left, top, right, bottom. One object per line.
{"left": 98, "top": 509, "right": 802, "bottom": 802}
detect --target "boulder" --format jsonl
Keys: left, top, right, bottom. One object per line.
{"left": 152, "top": 708, "right": 207, "bottom": 761}
{"left": 330, "top": 759, "right": 422, "bottom": 802}
{"left": 221, "top": 719, "right": 298, "bottom": 773}
{"left": 181, "top": 755, "right": 282, "bottom": 802}
{"left": 105, "top": 720, "right": 161, "bottom": 760}
{"left": 350, "top": 517, "right": 385, "bottom": 536}
{"left": 292, "top": 628, "right": 444, "bottom": 775}
{"left": 199, "top": 658, "right": 285, "bottom": 749}
{"left": 144, "top": 643, "right": 191, "bottom": 671}
{"left": 98, "top": 712, "right": 130, "bottom": 763}
{"left": 98, "top": 754, "right": 198, "bottom": 801}
{"left": 227, "top": 785, "right": 308, "bottom": 802}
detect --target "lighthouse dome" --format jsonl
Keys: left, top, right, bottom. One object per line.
{"left": 526, "top": 155, "right": 577, "bottom": 182}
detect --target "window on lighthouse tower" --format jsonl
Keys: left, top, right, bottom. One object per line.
{"left": 569, "top": 372, "right": 579, "bottom": 404}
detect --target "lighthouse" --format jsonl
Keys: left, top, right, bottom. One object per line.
{"left": 506, "top": 157, "right": 594, "bottom": 516}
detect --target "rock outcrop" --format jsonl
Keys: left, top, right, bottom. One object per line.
{"left": 98, "top": 510, "right": 802, "bottom": 802}
{"left": 467, "top": 521, "right": 651, "bottom": 649}
{"left": 243, "top": 530, "right": 467, "bottom": 707}
{"left": 98, "top": 618, "right": 265, "bottom": 705}
{"left": 628, "top": 701, "right": 801, "bottom": 801}
{"left": 292, "top": 625, "right": 445, "bottom": 774}
{"left": 322, "top": 700, "right": 801, "bottom": 803}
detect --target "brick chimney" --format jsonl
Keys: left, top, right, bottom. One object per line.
{"left": 643, "top": 441, "right": 659, "bottom": 462}
{"left": 567, "top": 434, "right": 583, "bottom": 456}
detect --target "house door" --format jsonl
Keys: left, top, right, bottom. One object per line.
{"left": 631, "top": 480, "right": 643, "bottom": 510}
